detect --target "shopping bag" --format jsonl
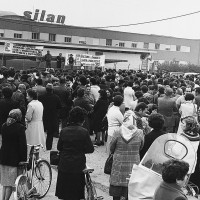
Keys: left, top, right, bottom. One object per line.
{"left": 50, "top": 151, "right": 60, "bottom": 166}
{"left": 128, "top": 164, "right": 162, "bottom": 200}
{"left": 104, "top": 154, "right": 113, "bottom": 175}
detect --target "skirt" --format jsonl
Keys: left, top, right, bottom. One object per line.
{"left": 55, "top": 170, "right": 85, "bottom": 200}
{"left": 109, "top": 184, "right": 128, "bottom": 198}
{"left": 0, "top": 165, "right": 22, "bottom": 187}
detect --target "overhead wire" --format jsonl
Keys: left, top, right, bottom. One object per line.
{"left": 89, "top": 10, "right": 200, "bottom": 29}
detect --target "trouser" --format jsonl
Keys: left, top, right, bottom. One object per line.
{"left": 46, "top": 130, "right": 54, "bottom": 150}
{"left": 46, "top": 62, "right": 51, "bottom": 68}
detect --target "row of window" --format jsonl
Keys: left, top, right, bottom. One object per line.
{"left": 0, "top": 32, "right": 189, "bottom": 52}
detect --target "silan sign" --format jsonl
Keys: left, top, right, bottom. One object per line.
{"left": 24, "top": 9, "right": 65, "bottom": 24}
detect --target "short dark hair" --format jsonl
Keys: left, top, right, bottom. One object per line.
{"left": 185, "top": 93, "right": 194, "bottom": 101}
{"left": 137, "top": 97, "right": 149, "bottom": 105}
{"left": 113, "top": 95, "right": 123, "bottom": 107}
{"left": 36, "top": 78, "right": 43, "bottom": 85}
{"left": 77, "top": 88, "right": 85, "bottom": 98}
{"left": 99, "top": 89, "right": 108, "bottom": 100}
{"left": 141, "top": 85, "right": 148, "bottom": 93}
{"left": 135, "top": 102, "right": 148, "bottom": 112}
{"left": 79, "top": 75, "right": 87, "bottom": 86}
{"left": 162, "top": 159, "right": 189, "bottom": 183}
{"left": 135, "top": 91, "right": 143, "bottom": 99}
{"left": 27, "top": 89, "right": 38, "bottom": 100}
{"left": 148, "top": 113, "right": 164, "bottom": 130}
{"left": 69, "top": 106, "right": 85, "bottom": 124}
{"left": 2, "top": 87, "right": 13, "bottom": 99}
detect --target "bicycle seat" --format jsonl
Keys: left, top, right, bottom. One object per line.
{"left": 19, "top": 161, "right": 29, "bottom": 166}
{"left": 83, "top": 167, "right": 94, "bottom": 173}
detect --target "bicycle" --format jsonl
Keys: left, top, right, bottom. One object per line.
{"left": 14, "top": 144, "right": 52, "bottom": 200}
{"left": 83, "top": 166, "right": 104, "bottom": 200}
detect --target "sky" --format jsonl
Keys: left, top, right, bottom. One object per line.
{"left": 1, "top": 0, "right": 200, "bottom": 39}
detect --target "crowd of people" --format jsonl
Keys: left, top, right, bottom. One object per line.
{"left": 0, "top": 65, "right": 199, "bottom": 199}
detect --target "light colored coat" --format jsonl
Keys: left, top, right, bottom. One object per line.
{"left": 109, "top": 127, "right": 143, "bottom": 187}
{"left": 25, "top": 100, "right": 46, "bottom": 149}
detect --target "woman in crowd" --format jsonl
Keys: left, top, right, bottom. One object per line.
{"left": 154, "top": 159, "right": 189, "bottom": 200}
{"left": 55, "top": 106, "right": 94, "bottom": 200}
{"left": 177, "top": 93, "right": 197, "bottom": 134}
{"left": 107, "top": 95, "right": 124, "bottom": 154}
{"left": 109, "top": 110, "right": 144, "bottom": 200}
{"left": 0, "top": 109, "right": 27, "bottom": 200}
{"left": 91, "top": 89, "right": 109, "bottom": 146}
{"left": 140, "top": 113, "right": 166, "bottom": 159}
{"left": 84, "top": 84, "right": 96, "bottom": 107}
{"left": 25, "top": 89, "right": 46, "bottom": 149}
{"left": 179, "top": 116, "right": 200, "bottom": 189}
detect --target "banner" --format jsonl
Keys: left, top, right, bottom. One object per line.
{"left": 65, "top": 53, "right": 105, "bottom": 68}
{"left": 4, "top": 42, "right": 43, "bottom": 57}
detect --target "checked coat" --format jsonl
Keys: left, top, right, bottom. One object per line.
{"left": 109, "top": 128, "right": 144, "bottom": 187}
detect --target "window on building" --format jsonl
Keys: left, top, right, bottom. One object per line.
{"left": 49, "top": 33, "right": 56, "bottom": 41}
{"left": 93, "top": 38, "right": 100, "bottom": 45}
{"left": 176, "top": 45, "right": 181, "bottom": 51}
{"left": 165, "top": 45, "right": 171, "bottom": 50}
{"left": 14, "top": 33, "right": 22, "bottom": 39}
{"left": 0, "top": 33, "right": 4, "bottom": 37}
{"left": 95, "top": 51, "right": 103, "bottom": 56}
{"left": 79, "top": 37, "right": 86, "bottom": 44}
{"left": 32, "top": 33, "right": 40, "bottom": 40}
{"left": 174, "top": 61, "right": 179, "bottom": 65}
{"left": 106, "top": 39, "right": 112, "bottom": 46}
{"left": 119, "top": 42, "right": 125, "bottom": 47}
{"left": 131, "top": 43, "right": 137, "bottom": 48}
{"left": 143, "top": 42, "right": 149, "bottom": 49}
{"left": 65, "top": 37, "right": 72, "bottom": 43}
{"left": 155, "top": 43, "right": 160, "bottom": 50}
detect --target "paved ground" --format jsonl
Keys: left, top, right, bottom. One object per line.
{"left": 0, "top": 136, "right": 112, "bottom": 200}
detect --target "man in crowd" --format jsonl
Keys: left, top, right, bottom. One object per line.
{"left": 44, "top": 50, "right": 52, "bottom": 68}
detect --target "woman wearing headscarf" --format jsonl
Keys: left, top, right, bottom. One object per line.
{"left": 0, "top": 109, "right": 27, "bottom": 200}
{"left": 109, "top": 110, "right": 144, "bottom": 200}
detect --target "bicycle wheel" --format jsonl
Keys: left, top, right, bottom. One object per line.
{"left": 14, "top": 175, "right": 29, "bottom": 200}
{"left": 32, "top": 159, "right": 52, "bottom": 199}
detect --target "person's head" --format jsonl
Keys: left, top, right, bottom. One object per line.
{"left": 113, "top": 95, "right": 123, "bottom": 107}
{"left": 59, "top": 77, "right": 66, "bottom": 84}
{"left": 46, "top": 83, "right": 54, "bottom": 94}
{"left": 47, "top": 50, "right": 50, "bottom": 54}
{"left": 6, "top": 109, "right": 22, "bottom": 126}
{"left": 185, "top": 93, "right": 194, "bottom": 101}
{"left": 181, "top": 116, "right": 200, "bottom": 134}
{"left": 77, "top": 88, "right": 85, "bottom": 98}
{"left": 185, "top": 87, "right": 192, "bottom": 94}
{"left": 195, "top": 87, "right": 200, "bottom": 95}
{"left": 36, "top": 78, "right": 43, "bottom": 86}
{"left": 135, "top": 102, "right": 148, "bottom": 116}
{"left": 135, "top": 91, "right": 143, "bottom": 99}
{"left": 165, "top": 87, "right": 173, "bottom": 97}
{"left": 148, "top": 113, "right": 164, "bottom": 130}
{"left": 79, "top": 75, "right": 87, "bottom": 86}
{"left": 90, "top": 77, "right": 96, "bottom": 85}
{"left": 18, "top": 84, "right": 26, "bottom": 93}
{"left": 99, "top": 89, "right": 107, "bottom": 100}
{"left": 106, "top": 89, "right": 112, "bottom": 97}
{"left": 85, "top": 84, "right": 91, "bottom": 94}
{"left": 26, "top": 89, "right": 37, "bottom": 102}
{"left": 69, "top": 106, "right": 85, "bottom": 125}
{"left": 176, "top": 88, "right": 183, "bottom": 96}
{"left": 162, "top": 159, "right": 189, "bottom": 187}
{"left": 141, "top": 85, "right": 148, "bottom": 94}
{"left": 59, "top": 53, "right": 62, "bottom": 57}
{"left": 158, "top": 86, "right": 165, "bottom": 95}
{"left": 2, "top": 87, "right": 13, "bottom": 99}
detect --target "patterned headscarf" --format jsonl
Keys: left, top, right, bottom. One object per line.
{"left": 6, "top": 109, "right": 22, "bottom": 126}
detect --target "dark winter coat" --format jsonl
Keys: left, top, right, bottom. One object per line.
{"left": 57, "top": 124, "right": 94, "bottom": 172}
{"left": 39, "top": 93, "right": 62, "bottom": 132}
{"left": 0, "top": 122, "right": 27, "bottom": 167}
{"left": 91, "top": 99, "right": 109, "bottom": 132}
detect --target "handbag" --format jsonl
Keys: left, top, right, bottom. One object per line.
{"left": 50, "top": 151, "right": 60, "bottom": 166}
{"left": 104, "top": 154, "right": 113, "bottom": 175}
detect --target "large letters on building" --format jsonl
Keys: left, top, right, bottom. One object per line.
{"left": 24, "top": 9, "right": 65, "bottom": 24}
